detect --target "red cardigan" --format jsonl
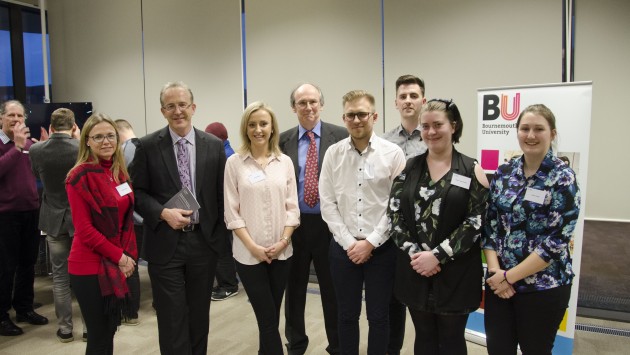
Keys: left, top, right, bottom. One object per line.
{"left": 67, "top": 159, "right": 134, "bottom": 275}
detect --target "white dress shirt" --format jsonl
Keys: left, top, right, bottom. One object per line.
{"left": 319, "top": 133, "right": 405, "bottom": 250}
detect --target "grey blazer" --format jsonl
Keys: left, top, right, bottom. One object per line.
{"left": 129, "top": 126, "right": 226, "bottom": 264}
{"left": 29, "top": 132, "right": 79, "bottom": 237}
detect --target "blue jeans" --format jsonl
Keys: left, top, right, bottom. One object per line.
{"left": 329, "top": 239, "right": 397, "bottom": 355}
{"left": 47, "top": 233, "right": 75, "bottom": 334}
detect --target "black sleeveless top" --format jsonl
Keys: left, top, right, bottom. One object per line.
{"left": 387, "top": 149, "right": 488, "bottom": 313}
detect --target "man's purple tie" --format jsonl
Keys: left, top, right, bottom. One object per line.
{"left": 176, "top": 138, "right": 197, "bottom": 223}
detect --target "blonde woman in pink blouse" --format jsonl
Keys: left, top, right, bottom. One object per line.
{"left": 224, "top": 101, "right": 300, "bottom": 355}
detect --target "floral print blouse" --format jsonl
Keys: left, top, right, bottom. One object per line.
{"left": 388, "top": 157, "right": 488, "bottom": 263}
{"left": 483, "top": 149, "right": 581, "bottom": 293}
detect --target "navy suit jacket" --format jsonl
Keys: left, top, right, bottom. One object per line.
{"left": 29, "top": 133, "right": 79, "bottom": 236}
{"left": 129, "top": 126, "right": 226, "bottom": 264}
{"left": 279, "top": 121, "right": 348, "bottom": 185}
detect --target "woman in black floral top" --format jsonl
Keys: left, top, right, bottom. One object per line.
{"left": 483, "top": 104, "right": 581, "bottom": 355}
{"left": 387, "top": 99, "right": 489, "bottom": 354}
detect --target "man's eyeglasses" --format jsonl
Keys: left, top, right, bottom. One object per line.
{"left": 343, "top": 112, "right": 374, "bottom": 122}
{"left": 89, "top": 134, "right": 117, "bottom": 144}
{"left": 296, "top": 100, "right": 320, "bottom": 109}
{"left": 162, "top": 102, "right": 193, "bottom": 112}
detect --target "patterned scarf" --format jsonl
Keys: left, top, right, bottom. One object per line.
{"left": 67, "top": 160, "right": 137, "bottom": 322}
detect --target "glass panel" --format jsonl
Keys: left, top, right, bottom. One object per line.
{"left": 22, "top": 9, "right": 51, "bottom": 104}
{"left": 0, "top": 5, "right": 14, "bottom": 101}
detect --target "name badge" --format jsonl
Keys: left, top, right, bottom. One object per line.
{"left": 524, "top": 187, "right": 547, "bottom": 205}
{"left": 248, "top": 171, "right": 266, "bottom": 184}
{"left": 363, "top": 163, "right": 374, "bottom": 180}
{"left": 451, "top": 173, "right": 471, "bottom": 190}
{"left": 116, "top": 182, "right": 132, "bottom": 196}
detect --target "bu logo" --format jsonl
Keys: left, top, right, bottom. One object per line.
{"left": 482, "top": 93, "right": 520, "bottom": 121}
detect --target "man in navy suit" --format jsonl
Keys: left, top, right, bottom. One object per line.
{"left": 130, "top": 81, "right": 226, "bottom": 355}
{"left": 29, "top": 108, "right": 80, "bottom": 342}
{"left": 280, "top": 83, "right": 347, "bottom": 355}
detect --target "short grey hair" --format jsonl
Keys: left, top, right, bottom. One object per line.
{"left": 159, "top": 81, "right": 194, "bottom": 106}
{"left": 0, "top": 100, "right": 27, "bottom": 119}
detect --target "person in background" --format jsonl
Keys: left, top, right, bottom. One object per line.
{"left": 130, "top": 81, "right": 226, "bottom": 355}
{"left": 388, "top": 99, "right": 489, "bottom": 354}
{"left": 280, "top": 83, "right": 347, "bottom": 355}
{"left": 0, "top": 100, "right": 49, "bottom": 337}
{"left": 382, "top": 74, "right": 427, "bottom": 159}
{"left": 206, "top": 122, "right": 235, "bottom": 158}
{"left": 381, "top": 74, "right": 427, "bottom": 354}
{"left": 483, "top": 104, "right": 581, "bottom": 355}
{"left": 320, "top": 90, "right": 406, "bottom": 354}
{"left": 66, "top": 113, "right": 137, "bottom": 354}
{"left": 205, "top": 122, "right": 239, "bottom": 301}
{"left": 115, "top": 119, "right": 143, "bottom": 325}
{"left": 29, "top": 108, "right": 81, "bottom": 342}
{"left": 224, "top": 101, "right": 299, "bottom": 354}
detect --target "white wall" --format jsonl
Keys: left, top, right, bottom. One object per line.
{"left": 46, "top": 0, "right": 629, "bottom": 220}
{"left": 246, "top": 0, "right": 383, "bottom": 134}
{"left": 383, "top": 0, "right": 560, "bottom": 157}
{"left": 48, "top": 0, "right": 145, "bottom": 131}
{"left": 141, "top": 0, "right": 243, "bottom": 136}
{"left": 574, "top": 0, "right": 630, "bottom": 220}
{"left": 48, "top": 0, "right": 243, "bottom": 139}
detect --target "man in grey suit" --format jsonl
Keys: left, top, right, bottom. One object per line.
{"left": 29, "top": 108, "right": 80, "bottom": 342}
{"left": 279, "top": 83, "right": 347, "bottom": 355}
{"left": 130, "top": 81, "right": 226, "bottom": 355}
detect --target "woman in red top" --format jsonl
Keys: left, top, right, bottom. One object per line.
{"left": 66, "top": 113, "right": 137, "bottom": 355}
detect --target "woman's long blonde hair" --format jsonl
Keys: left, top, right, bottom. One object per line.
{"left": 68, "top": 113, "right": 129, "bottom": 183}
{"left": 238, "top": 101, "right": 282, "bottom": 156}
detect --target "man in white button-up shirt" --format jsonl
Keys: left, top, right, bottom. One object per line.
{"left": 319, "top": 90, "right": 405, "bottom": 355}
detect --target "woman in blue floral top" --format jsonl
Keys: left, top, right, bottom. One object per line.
{"left": 388, "top": 99, "right": 489, "bottom": 354}
{"left": 483, "top": 104, "right": 581, "bottom": 355}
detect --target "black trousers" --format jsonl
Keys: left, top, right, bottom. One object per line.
{"left": 148, "top": 229, "right": 217, "bottom": 355}
{"left": 387, "top": 296, "right": 406, "bottom": 355}
{"left": 329, "top": 239, "right": 397, "bottom": 355}
{"left": 408, "top": 308, "right": 469, "bottom": 355}
{"left": 70, "top": 274, "right": 117, "bottom": 355}
{"left": 285, "top": 214, "right": 339, "bottom": 355}
{"left": 125, "top": 224, "right": 143, "bottom": 318}
{"left": 484, "top": 284, "right": 572, "bottom": 355}
{"left": 236, "top": 259, "right": 289, "bottom": 355}
{"left": 213, "top": 232, "right": 238, "bottom": 292}
{"left": 0, "top": 210, "right": 39, "bottom": 320}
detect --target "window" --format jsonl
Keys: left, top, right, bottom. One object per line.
{"left": 0, "top": 1, "right": 51, "bottom": 104}
{"left": 0, "top": 5, "right": 13, "bottom": 101}
{"left": 22, "top": 9, "right": 51, "bottom": 104}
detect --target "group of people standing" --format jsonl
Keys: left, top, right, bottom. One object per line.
{"left": 0, "top": 74, "right": 580, "bottom": 355}
{"left": 217, "top": 76, "right": 580, "bottom": 355}
{"left": 385, "top": 77, "right": 579, "bottom": 355}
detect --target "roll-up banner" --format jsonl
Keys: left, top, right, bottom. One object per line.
{"left": 466, "top": 82, "right": 593, "bottom": 354}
